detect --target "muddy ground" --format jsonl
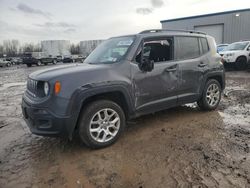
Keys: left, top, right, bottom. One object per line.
{"left": 0, "top": 64, "right": 250, "bottom": 188}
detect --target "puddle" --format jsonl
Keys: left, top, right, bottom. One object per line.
{"left": 0, "top": 82, "right": 26, "bottom": 91}
{"left": 219, "top": 109, "right": 250, "bottom": 131}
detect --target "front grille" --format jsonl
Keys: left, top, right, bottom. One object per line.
{"left": 27, "top": 79, "right": 38, "bottom": 97}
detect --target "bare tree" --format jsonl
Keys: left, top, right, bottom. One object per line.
{"left": 0, "top": 44, "right": 4, "bottom": 57}
{"left": 22, "top": 43, "right": 41, "bottom": 53}
{"left": 2, "top": 40, "right": 20, "bottom": 56}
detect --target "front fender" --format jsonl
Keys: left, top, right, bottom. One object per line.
{"left": 66, "top": 82, "right": 134, "bottom": 139}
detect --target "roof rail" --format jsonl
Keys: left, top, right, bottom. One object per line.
{"left": 139, "top": 29, "right": 206, "bottom": 35}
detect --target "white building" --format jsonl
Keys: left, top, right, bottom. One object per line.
{"left": 80, "top": 40, "right": 103, "bottom": 56}
{"left": 41, "top": 40, "right": 71, "bottom": 57}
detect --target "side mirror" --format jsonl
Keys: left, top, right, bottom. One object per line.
{"left": 138, "top": 58, "right": 154, "bottom": 72}
{"left": 247, "top": 47, "right": 250, "bottom": 51}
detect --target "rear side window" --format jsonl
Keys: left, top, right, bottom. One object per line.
{"left": 177, "top": 37, "right": 200, "bottom": 60}
{"left": 200, "top": 38, "right": 209, "bottom": 54}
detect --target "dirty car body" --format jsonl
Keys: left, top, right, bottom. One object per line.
{"left": 22, "top": 30, "right": 225, "bottom": 148}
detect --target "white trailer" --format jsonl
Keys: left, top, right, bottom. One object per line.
{"left": 80, "top": 40, "right": 103, "bottom": 57}
{"left": 41, "top": 40, "right": 71, "bottom": 57}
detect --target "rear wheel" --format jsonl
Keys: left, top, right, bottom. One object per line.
{"left": 78, "top": 100, "right": 125, "bottom": 149}
{"left": 197, "top": 79, "right": 222, "bottom": 111}
{"left": 235, "top": 56, "right": 247, "bottom": 70}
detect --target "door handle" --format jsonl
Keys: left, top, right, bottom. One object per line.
{"left": 198, "top": 62, "right": 207, "bottom": 67}
{"left": 165, "top": 64, "right": 177, "bottom": 72}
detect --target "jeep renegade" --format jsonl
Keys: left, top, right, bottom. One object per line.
{"left": 22, "top": 29, "right": 225, "bottom": 148}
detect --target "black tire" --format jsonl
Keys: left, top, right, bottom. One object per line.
{"left": 26, "top": 64, "right": 32, "bottom": 67}
{"left": 78, "top": 100, "right": 126, "bottom": 149}
{"left": 235, "top": 56, "right": 247, "bottom": 70}
{"left": 53, "top": 59, "right": 57, "bottom": 64}
{"left": 197, "top": 79, "right": 222, "bottom": 111}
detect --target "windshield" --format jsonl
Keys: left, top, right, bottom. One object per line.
{"left": 84, "top": 36, "right": 135, "bottom": 64}
{"left": 224, "top": 42, "right": 249, "bottom": 51}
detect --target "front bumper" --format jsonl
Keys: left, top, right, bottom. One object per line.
{"left": 21, "top": 98, "right": 70, "bottom": 137}
{"left": 221, "top": 59, "right": 234, "bottom": 64}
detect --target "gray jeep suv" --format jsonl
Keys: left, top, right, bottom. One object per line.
{"left": 22, "top": 29, "right": 225, "bottom": 148}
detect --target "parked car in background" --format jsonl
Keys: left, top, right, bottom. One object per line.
{"left": 62, "top": 55, "right": 85, "bottom": 63}
{"left": 56, "top": 55, "right": 63, "bottom": 62}
{"left": 62, "top": 55, "right": 74, "bottom": 63}
{"left": 73, "top": 55, "right": 86, "bottom": 63}
{"left": 22, "top": 29, "right": 225, "bottom": 149}
{"left": 22, "top": 52, "right": 57, "bottom": 67}
{"left": 217, "top": 44, "right": 229, "bottom": 53}
{"left": 0, "top": 59, "right": 12, "bottom": 67}
{"left": 11, "top": 57, "right": 23, "bottom": 65}
{"left": 219, "top": 41, "right": 250, "bottom": 69}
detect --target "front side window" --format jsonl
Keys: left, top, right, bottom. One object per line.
{"left": 85, "top": 36, "right": 135, "bottom": 64}
{"left": 177, "top": 37, "right": 200, "bottom": 60}
{"left": 136, "top": 38, "right": 173, "bottom": 63}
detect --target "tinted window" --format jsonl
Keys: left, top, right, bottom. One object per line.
{"left": 201, "top": 38, "right": 209, "bottom": 54}
{"left": 177, "top": 37, "right": 200, "bottom": 59}
{"left": 136, "top": 38, "right": 173, "bottom": 63}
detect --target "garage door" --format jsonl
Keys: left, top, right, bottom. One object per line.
{"left": 194, "top": 24, "right": 224, "bottom": 44}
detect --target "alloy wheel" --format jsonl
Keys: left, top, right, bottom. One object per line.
{"left": 206, "top": 83, "right": 220, "bottom": 107}
{"left": 89, "top": 108, "right": 120, "bottom": 143}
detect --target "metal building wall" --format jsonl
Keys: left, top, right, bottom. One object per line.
{"left": 161, "top": 9, "right": 250, "bottom": 44}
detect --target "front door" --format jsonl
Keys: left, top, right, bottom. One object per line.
{"left": 131, "top": 37, "right": 178, "bottom": 114}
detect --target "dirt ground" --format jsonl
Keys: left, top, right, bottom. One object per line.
{"left": 0, "top": 64, "right": 250, "bottom": 188}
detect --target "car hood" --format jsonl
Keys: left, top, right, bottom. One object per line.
{"left": 29, "top": 63, "right": 108, "bottom": 81}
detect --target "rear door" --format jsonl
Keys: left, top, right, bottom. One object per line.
{"left": 175, "top": 36, "right": 205, "bottom": 104}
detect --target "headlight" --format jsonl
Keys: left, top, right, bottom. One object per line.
{"left": 44, "top": 82, "right": 50, "bottom": 96}
{"left": 227, "top": 53, "right": 234, "bottom": 56}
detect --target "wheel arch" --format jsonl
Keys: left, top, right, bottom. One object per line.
{"left": 68, "top": 86, "right": 134, "bottom": 138}
{"left": 236, "top": 55, "right": 247, "bottom": 62}
{"left": 206, "top": 75, "right": 224, "bottom": 90}
{"left": 199, "top": 72, "right": 225, "bottom": 97}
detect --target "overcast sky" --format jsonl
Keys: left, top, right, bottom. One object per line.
{"left": 0, "top": 0, "right": 249, "bottom": 44}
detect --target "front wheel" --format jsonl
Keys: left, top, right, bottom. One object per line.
{"left": 235, "top": 57, "right": 247, "bottom": 70}
{"left": 53, "top": 59, "right": 57, "bottom": 64}
{"left": 197, "top": 79, "right": 222, "bottom": 111}
{"left": 78, "top": 100, "right": 125, "bottom": 149}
